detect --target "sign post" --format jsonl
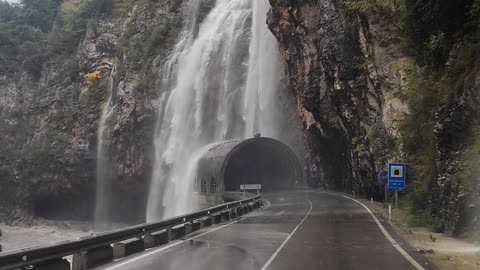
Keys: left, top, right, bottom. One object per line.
{"left": 388, "top": 163, "right": 406, "bottom": 208}
{"left": 395, "top": 189, "right": 399, "bottom": 208}
{"left": 378, "top": 171, "right": 388, "bottom": 206}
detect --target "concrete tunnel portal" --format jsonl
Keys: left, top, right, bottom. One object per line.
{"left": 197, "top": 137, "right": 302, "bottom": 194}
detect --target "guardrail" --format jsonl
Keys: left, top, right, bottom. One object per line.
{"left": 0, "top": 195, "right": 262, "bottom": 270}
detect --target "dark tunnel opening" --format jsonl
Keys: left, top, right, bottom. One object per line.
{"left": 223, "top": 140, "right": 298, "bottom": 192}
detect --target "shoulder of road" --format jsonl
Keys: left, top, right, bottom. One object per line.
{"left": 347, "top": 193, "right": 480, "bottom": 270}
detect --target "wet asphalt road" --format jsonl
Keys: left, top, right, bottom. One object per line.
{"left": 99, "top": 191, "right": 426, "bottom": 270}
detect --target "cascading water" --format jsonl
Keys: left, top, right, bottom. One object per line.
{"left": 147, "top": 0, "right": 284, "bottom": 221}
{"left": 244, "top": 0, "right": 284, "bottom": 138}
{"left": 94, "top": 65, "right": 117, "bottom": 231}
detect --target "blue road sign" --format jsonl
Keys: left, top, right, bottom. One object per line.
{"left": 378, "top": 171, "right": 388, "bottom": 185}
{"left": 388, "top": 163, "right": 406, "bottom": 190}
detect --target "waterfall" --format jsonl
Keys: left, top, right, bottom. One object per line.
{"left": 94, "top": 65, "right": 117, "bottom": 231}
{"left": 147, "top": 0, "right": 283, "bottom": 221}
{"left": 244, "top": 0, "right": 283, "bottom": 138}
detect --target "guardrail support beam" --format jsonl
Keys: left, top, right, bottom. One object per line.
{"left": 144, "top": 231, "right": 169, "bottom": 249}
{"left": 237, "top": 206, "right": 244, "bottom": 216}
{"left": 72, "top": 245, "right": 113, "bottom": 270}
{"left": 212, "top": 213, "right": 222, "bottom": 224}
{"left": 221, "top": 211, "right": 230, "bottom": 222}
{"left": 199, "top": 217, "right": 212, "bottom": 228}
{"left": 185, "top": 223, "right": 193, "bottom": 235}
{"left": 33, "top": 258, "right": 70, "bottom": 270}
{"left": 191, "top": 221, "right": 201, "bottom": 232}
{"left": 113, "top": 238, "right": 145, "bottom": 259}
{"left": 171, "top": 225, "right": 187, "bottom": 240}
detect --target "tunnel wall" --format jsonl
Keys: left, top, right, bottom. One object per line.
{"left": 196, "top": 137, "right": 302, "bottom": 195}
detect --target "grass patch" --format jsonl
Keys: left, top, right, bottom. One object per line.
{"left": 406, "top": 209, "right": 444, "bottom": 232}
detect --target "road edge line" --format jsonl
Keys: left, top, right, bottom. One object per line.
{"left": 260, "top": 199, "right": 313, "bottom": 270}
{"left": 341, "top": 195, "right": 425, "bottom": 270}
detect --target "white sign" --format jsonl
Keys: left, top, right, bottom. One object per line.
{"left": 240, "top": 184, "right": 262, "bottom": 190}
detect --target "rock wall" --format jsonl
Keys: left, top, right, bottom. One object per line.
{"left": 0, "top": 0, "right": 191, "bottom": 224}
{"left": 267, "top": 0, "right": 480, "bottom": 235}
{"left": 267, "top": 0, "right": 409, "bottom": 198}
{"left": 432, "top": 65, "right": 480, "bottom": 235}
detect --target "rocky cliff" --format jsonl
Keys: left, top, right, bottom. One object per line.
{"left": 267, "top": 0, "right": 480, "bottom": 235}
{"left": 0, "top": 0, "right": 194, "bottom": 224}
{"left": 267, "top": 0, "right": 407, "bottom": 196}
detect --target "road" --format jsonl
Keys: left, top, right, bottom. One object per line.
{"left": 98, "top": 190, "right": 431, "bottom": 270}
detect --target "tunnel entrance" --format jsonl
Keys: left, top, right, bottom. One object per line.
{"left": 224, "top": 140, "right": 297, "bottom": 191}
{"left": 197, "top": 137, "right": 301, "bottom": 195}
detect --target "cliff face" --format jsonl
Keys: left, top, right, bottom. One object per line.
{"left": 267, "top": 0, "right": 480, "bottom": 235}
{"left": 431, "top": 66, "right": 480, "bottom": 234}
{"left": 267, "top": 0, "right": 408, "bottom": 196}
{"left": 0, "top": 0, "right": 191, "bottom": 223}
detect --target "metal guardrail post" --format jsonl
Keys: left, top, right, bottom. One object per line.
{"left": 166, "top": 227, "right": 173, "bottom": 242}
{"left": 185, "top": 223, "right": 193, "bottom": 235}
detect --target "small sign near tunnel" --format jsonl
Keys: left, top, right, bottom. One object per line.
{"left": 388, "top": 163, "right": 406, "bottom": 190}
{"left": 240, "top": 184, "right": 262, "bottom": 190}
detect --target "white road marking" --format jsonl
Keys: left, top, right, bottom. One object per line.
{"left": 341, "top": 195, "right": 426, "bottom": 270}
{"left": 260, "top": 199, "right": 313, "bottom": 270}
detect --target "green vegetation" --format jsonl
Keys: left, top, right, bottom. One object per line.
{"left": 0, "top": 0, "right": 114, "bottom": 78}
{"left": 454, "top": 126, "right": 480, "bottom": 193}
{"left": 406, "top": 208, "right": 443, "bottom": 232}
{"left": 344, "top": 0, "right": 399, "bottom": 21}
{"left": 27, "top": 129, "right": 71, "bottom": 167}
{"left": 345, "top": 0, "right": 480, "bottom": 67}
{"left": 366, "top": 122, "right": 396, "bottom": 157}
{"left": 89, "top": 78, "right": 109, "bottom": 101}
{"left": 398, "top": 70, "right": 439, "bottom": 209}
{"left": 0, "top": 0, "right": 62, "bottom": 77}
{"left": 49, "top": 109, "right": 75, "bottom": 130}
{"left": 352, "top": 137, "right": 369, "bottom": 157}
{"left": 116, "top": 15, "right": 182, "bottom": 73}
{"left": 346, "top": 0, "right": 480, "bottom": 230}
{"left": 28, "top": 135, "right": 50, "bottom": 161}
